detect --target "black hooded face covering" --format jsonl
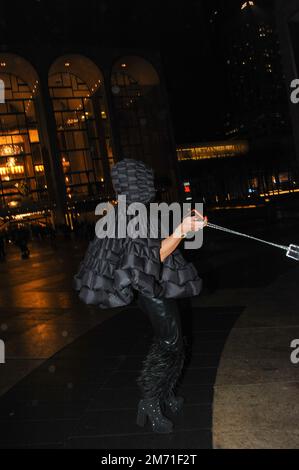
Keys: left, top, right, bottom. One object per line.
{"left": 111, "top": 158, "right": 156, "bottom": 204}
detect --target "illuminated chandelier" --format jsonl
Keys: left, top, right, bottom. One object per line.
{"left": 0, "top": 144, "right": 22, "bottom": 157}
{"left": 7, "top": 157, "right": 16, "bottom": 168}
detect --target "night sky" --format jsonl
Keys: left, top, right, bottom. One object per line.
{"left": 0, "top": 0, "right": 277, "bottom": 144}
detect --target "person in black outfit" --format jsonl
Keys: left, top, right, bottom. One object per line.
{"left": 0, "top": 233, "right": 5, "bottom": 261}
{"left": 74, "top": 159, "right": 206, "bottom": 433}
{"left": 11, "top": 225, "right": 30, "bottom": 259}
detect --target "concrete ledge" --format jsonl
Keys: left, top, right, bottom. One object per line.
{"left": 213, "top": 266, "right": 299, "bottom": 449}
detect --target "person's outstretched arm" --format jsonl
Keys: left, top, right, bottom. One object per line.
{"left": 160, "top": 213, "right": 207, "bottom": 263}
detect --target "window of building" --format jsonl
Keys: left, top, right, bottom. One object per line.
{"left": 49, "top": 55, "right": 113, "bottom": 202}
{"left": 49, "top": 71, "right": 105, "bottom": 201}
{"left": 0, "top": 73, "right": 47, "bottom": 212}
{"left": 111, "top": 56, "right": 172, "bottom": 171}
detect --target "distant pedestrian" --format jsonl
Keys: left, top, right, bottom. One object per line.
{"left": 0, "top": 234, "right": 5, "bottom": 261}
{"left": 12, "top": 225, "right": 30, "bottom": 259}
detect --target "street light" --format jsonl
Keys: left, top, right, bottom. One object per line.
{"left": 241, "top": 1, "right": 255, "bottom": 10}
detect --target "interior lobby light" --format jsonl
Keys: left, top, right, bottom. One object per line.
{"left": 7, "top": 157, "right": 16, "bottom": 167}
{"left": 0, "top": 62, "right": 6, "bottom": 67}
{"left": 64, "top": 62, "right": 70, "bottom": 67}
{"left": 8, "top": 201, "right": 19, "bottom": 208}
{"left": 241, "top": 1, "right": 254, "bottom": 10}
{"left": 1, "top": 145, "right": 22, "bottom": 157}
{"left": 62, "top": 158, "right": 70, "bottom": 167}
{"left": 121, "top": 63, "right": 127, "bottom": 68}
{"left": 34, "top": 165, "right": 44, "bottom": 173}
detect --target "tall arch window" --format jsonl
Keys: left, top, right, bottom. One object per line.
{"left": 0, "top": 63, "right": 47, "bottom": 212}
{"left": 111, "top": 57, "right": 172, "bottom": 170}
{"left": 49, "top": 56, "right": 113, "bottom": 202}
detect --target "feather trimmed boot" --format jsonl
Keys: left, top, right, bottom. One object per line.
{"left": 164, "top": 393, "right": 185, "bottom": 415}
{"left": 136, "top": 295, "right": 187, "bottom": 433}
{"left": 136, "top": 338, "right": 179, "bottom": 433}
{"left": 162, "top": 339, "right": 186, "bottom": 415}
{"left": 136, "top": 337, "right": 187, "bottom": 433}
{"left": 136, "top": 398, "right": 173, "bottom": 433}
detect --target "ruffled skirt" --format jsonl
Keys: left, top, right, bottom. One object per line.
{"left": 73, "top": 235, "right": 202, "bottom": 309}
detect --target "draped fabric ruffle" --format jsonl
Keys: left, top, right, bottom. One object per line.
{"left": 73, "top": 234, "right": 202, "bottom": 309}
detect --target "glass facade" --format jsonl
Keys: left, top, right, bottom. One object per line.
{"left": 177, "top": 141, "right": 249, "bottom": 161}
{"left": 178, "top": 144, "right": 299, "bottom": 205}
{"left": 111, "top": 59, "right": 172, "bottom": 169}
{"left": 49, "top": 72, "right": 104, "bottom": 201}
{"left": 0, "top": 53, "right": 176, "bottom": 222}
{"left": 0, "top": 73, "right": 47, "bottom": 212}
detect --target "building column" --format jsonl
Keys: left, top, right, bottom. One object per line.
{"left": 157, "top": 60, "right": 181, "bottom": 202}
{"left": 91, "top": 91, "right": 113, "bottom": 197}
{"left": 102, "top": 68, "right": 123, "bottom": 163}
{"left": 35, "top": 69, "right": 66, "bottom": 225}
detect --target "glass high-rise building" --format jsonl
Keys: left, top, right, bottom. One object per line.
{"left": 206, "top": 1, "right": 290, "bottom": 139}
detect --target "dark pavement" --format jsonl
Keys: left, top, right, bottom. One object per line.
{"left": 0, "top": 305, "right": 243, "bottom": 449}
{"left": 0, "top": 217, "right": 298, "bottom": 448}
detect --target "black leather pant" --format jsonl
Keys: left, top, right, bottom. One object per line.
{"left": 136, "top": 293, "right": 185, "bottom": 401}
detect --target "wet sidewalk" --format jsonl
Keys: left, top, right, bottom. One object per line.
{"left": 0, "top": 220, "right": 297, "bottom": 448}
{"left": 0, "top": 298, "right": 243, "bottom": 448}
{"left": 0, "top": 241, "right": 116, "bottom": 397}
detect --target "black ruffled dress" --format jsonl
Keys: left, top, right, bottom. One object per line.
{"left": 73, "top": 159, "right": 202, "bottom": 309}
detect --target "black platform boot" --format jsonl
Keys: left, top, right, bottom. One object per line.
{"left": 136, "top": 398, "right": 173, "bottom": 433}
{"left": 136, "top": 338, "right": 179, "bottom": 433}
{"left": 136, "top": 295, "right": 186, "bottom": 433}
{"left": 164, "top": 393, "right": 184, "bottom": 414}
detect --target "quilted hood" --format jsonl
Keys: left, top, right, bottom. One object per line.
{"left": 111, "top": 158, "right": 156, "bottom": 204}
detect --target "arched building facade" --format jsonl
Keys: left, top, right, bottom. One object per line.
{"left": 0, "top": 48, "right": 178, "bottom": 226}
